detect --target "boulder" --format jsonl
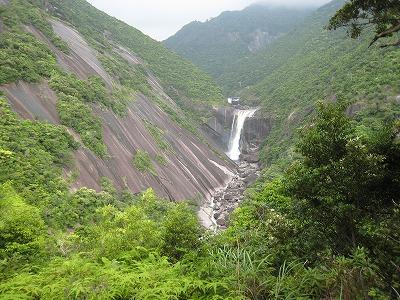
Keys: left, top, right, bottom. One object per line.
{"left": 242, "top": 153, "right": 260, "bottom": 163}
{"left": 224, "top": 193, "right": 234, "bottom": 200}
{"left": 216, "top": 214, "right": 229, "bottom": 227}
{"left": 244, "top": 173, "right": 258, "bottom": 186}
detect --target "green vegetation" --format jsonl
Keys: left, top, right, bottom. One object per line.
{"left": 1, "top": 102, "right": 398, "bottom": 298}
{"left": 216, "top": 0, "right": 400, "bottom": 171}
{"left": 0, "top": 0, "right": 225, "bottom": 143}
{"left": 328, "top": 0, "right": 400, "bottom": 47}
{"left": 222, "top": 103, "right": 399, "bottom": 298}
{"left": 165, "top": 5, "right": 311, "bottom": 79}
{"left": 99, "top": 53, "right": 154, "bottom": 115}
{"left": 33, "top": 0, "right": 224, "bottom": 109}
{"left": 99, "top": 53, "right": 152, "bottom": 97}
{"left": 0, "top": 182, "right": 46, "bottom": 261}
{"left": 0, "top": 186, "right": 228, "bottom": 299}
{"left": 0, "top": 31, "right": 56, "bottom": 84}
{"left": 49, "top": 72, "right": 108, "bottom": 106}
{"left": 156, "top": 154, "right": 168, "bottom": 166}
{"left": 0, "top": 0, "right": 70, "bottom": 53}
{"left": 56, "top": 94, "right": 106, "bottom": 157}
{"left": 150, "top": 94, "right": 201, "bottom": 136}
{"left": 1, "top": 0, "right": 399, "bottom": 298}
{"left": 0, "top": 97, "right": 76, "bottom": 207}
{"left": 49, "top": 72, "right": 108, "bottom": 157}
{"left": 0, "top": 1, "right": 110, "bottom": 157}
{"left": 20, "top": 0, "right": 226, "bottom": 138}
{"left": 132, "top": 150, "right": 156, "bottom": 175}
{"left": 145, "top": 122, "right": 172, "bottom": 152}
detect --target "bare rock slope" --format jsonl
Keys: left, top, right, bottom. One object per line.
{"left": 1, "top": 18, "right": 236, "bottom": 201}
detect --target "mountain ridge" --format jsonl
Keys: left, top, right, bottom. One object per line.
{"left": 0, "top": 0, "right": 235, "bottom": 200}
{"left": 165, "top": 4, "right": 312, "bottom": 79}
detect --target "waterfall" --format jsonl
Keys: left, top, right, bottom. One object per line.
{"left": 226, "top": 108, "right": 258, "bottom": 161}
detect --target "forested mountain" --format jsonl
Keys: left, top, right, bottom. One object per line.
{"left": 164, "top": 4, "right": 312, "bottom": 78}
{"left": 0, "top": 0, "right": 234, "bottom": 201}
{"left": 218, "top": 0, "right": 400, "bottom": 171}
{"left": 0, "top": 0, "right": 399, "bottom": 298}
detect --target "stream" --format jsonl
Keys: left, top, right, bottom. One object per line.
{"left": 199, "top": 107, "right": 261, "bottom": 231}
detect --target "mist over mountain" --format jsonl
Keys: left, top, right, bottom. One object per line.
{"left": 0, "top": 0, "right": 399, "bottom": 297}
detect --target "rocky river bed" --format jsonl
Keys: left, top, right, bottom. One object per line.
{"left": 199, "top": 160, "right": 261, "bottom": 231}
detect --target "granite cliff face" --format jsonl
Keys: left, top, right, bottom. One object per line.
{"left": 204, "top": 107, "right": 271, "bottom": 163}
{"left": 0, "top": 12, "right": 235, "bottom": 201}
{"left": 200, "top": 107, "right": 270, "bottom": 230}
{"left": 0, "top": 0, "right": 272, "bottom": 206}
{"left": 241, "top": 112, "right": 272, "bottom": 163}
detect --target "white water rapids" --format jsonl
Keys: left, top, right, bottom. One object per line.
{"left": 226, "top": 108, "right": 258, "bottom": 161}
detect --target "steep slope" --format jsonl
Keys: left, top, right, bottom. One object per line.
{"left": 164, "top": 5, "right": 312, "bottom": 81}
{"left": 0, "top": 0, "right": 235, "bottom": 201}
{"left": 44, "top": 0, "right": 224, "bottom": 114}
{"left": 218, "top": 0, "right": 400, "bottom": 169}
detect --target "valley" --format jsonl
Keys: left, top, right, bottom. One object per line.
{"left": 0, "top": 0, "right": 399, "bottom": 298}
{"left": 200, "top": 107, "right": 263, "bottom": 230}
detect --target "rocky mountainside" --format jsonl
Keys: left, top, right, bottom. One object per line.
{"left": 217, "top": 0, "right": 400, "bottom": 172}
{"left": 0, "top": 0, "right": 236, "bottom": 201}
{"left": 164, "top": 4, "right": 312, "bottom": 81}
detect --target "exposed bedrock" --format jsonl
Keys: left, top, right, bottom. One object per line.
{"left": 1, "top": 81, "right": 236, "bottom": 201}
{"left": 202, "top": 106, "right": 235, "bottom": 152}
{"left": 200, "top": 107, "right": 271, "bottom": 230}
{"left": 0, "top": 17, "right": 238, "bottom": 202}
{"left": 203, "top": 107, "right": 271, "bottom": 162}
{"left": 241, "top": 111, "right": 272, "bottom": 163}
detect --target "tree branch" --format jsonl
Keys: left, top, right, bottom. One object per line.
{"left": 380, "top": 39, "right": 400, "bottom": 48}
{"left": 369, "top": 21, "right": 400, "bottom": 47}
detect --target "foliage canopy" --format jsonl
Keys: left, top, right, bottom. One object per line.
{"left": 328, "top": 0, "right": 400, "bottom": 47}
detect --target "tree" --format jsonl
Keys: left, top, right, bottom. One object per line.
{"left": 327, "top": 0, "right": 400, "bottom": 48}
{"left": 161, "top": 203, "right": 202, "bottom": 260}
{"left": 0, "top": 182, "right": 46, "bottom": 260}
{"left": 286, "top": 102, "right": 400, "bottom": 255}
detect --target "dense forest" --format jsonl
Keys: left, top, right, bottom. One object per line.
{"left": 1, "top": 97, "right": 399, "bottom": 299}
{"left": 219, "top": 0, "right": 400, "bottom": 174}
{"left": 0, "top": 0, "right": 399, "bottom": 299}
{"left": 165, "top": 5, "right": 312, "bottom": 78}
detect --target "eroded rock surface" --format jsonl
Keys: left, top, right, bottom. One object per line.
{"left": 1, "top": 18, "right": 237, "bottom": 201}
{"left": 1, "top": 80, "right": 236, "bottom": 200}
{"left": 200, "top": 107, "right": 269, "bottom": 230}
{"left": 50, "top": 19, "right": 114, "bottom": 88}
{"left": 200, "top": 161, "right": 260, "bottom": 230}
{"left": 1, "top": 81, "right": 59, "bottom": 123}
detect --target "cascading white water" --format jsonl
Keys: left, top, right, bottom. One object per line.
{"left": 226, "top": 108, "right": 258, "bottom": 161}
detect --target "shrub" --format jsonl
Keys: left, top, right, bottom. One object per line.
{"left": 0, "top": 31, "right": 56, "bottom": 84}
{"left": 56, "top": 94, "right": 107, "bottom": 157}
{"left": 132, "top": 150, "right": 156, "bottom": 175}
{"left": 0, "top": 183, "right": 46, "bottom": 260}
{"left": 161, "top": 203, "right": 202, "bottom": 260}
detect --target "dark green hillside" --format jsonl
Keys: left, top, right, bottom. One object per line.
{"left": 0, "top": 0, "right": 227, "bottom": 155}
{"left": 0, "top": 0, "right": 399, "bottom": 298}
{"left": 220, "top": 0, "right": 400, "bottom": 168}
{"left": 165, "top": 5, "right": 312, "bottom": 79}
{"left": 32, "top": 0, "right": 224, "bottom": 108}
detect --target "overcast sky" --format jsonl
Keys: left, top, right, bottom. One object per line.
{"left": 87, "top": 0, "right": 331, "bottom": 41}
